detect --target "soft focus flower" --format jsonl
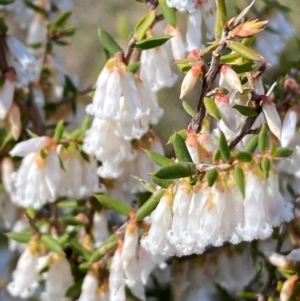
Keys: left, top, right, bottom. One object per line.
{"left": 164, "top": 25, "right": 186, "bottom": 60}
{"left": 140, "top": 45, "right": 178, "bottom": 92}
{"left": 262, "top": 100, "right": 281, "bottom": 140}
{"left": 93, "top": 209, "right": 110, "bottom": 247}
{"left": 41, "top": 253, "right": 74, "bottom": 301}
{"left": 77, "top": 268, "right": 100, "bottom": 301}
{"left": 281, "top": 106, "right": 297, "bottom": 147}
{"left": 7, "top": 243, "right": 39, "bottom": 298}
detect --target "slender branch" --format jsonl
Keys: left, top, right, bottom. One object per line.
{"left": 0, "top": 34, "right": 8, "bottom": 74}
{"left": 25, "top": 212, "right": 41, "bottom": 235}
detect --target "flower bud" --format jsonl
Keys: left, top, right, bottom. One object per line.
{"left": 7, "top": 103, "right": 21, "bottom": 140}
{"left": 280, "top": 275, "right": 299, "bottom": 301}
{"left": 0, "top": 70, "right": 15, "bottom": 120}
{"left": 233, "top": 20, "right": 268, "bottom": 38}
{"left": 180, "top": 63, "right": 203, "bottom": 99}
{"left": 220, "top": 65, "right": 243, "bottom": 93}
{"left": 262, "top": 100, "right": 281, "bottom": 140}
{"left": 281, "top": 106, "right": 297, "bottom": 147}
{"left": 267, "top": 252, "right": 293, "bottom": 269}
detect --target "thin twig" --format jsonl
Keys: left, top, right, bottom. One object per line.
{"left": 25, "top": 212, "right": 41, "bottom": 234}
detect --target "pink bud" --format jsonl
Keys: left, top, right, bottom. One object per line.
{"left": 262, "top": 100, "right": 281, "bottom": 140}
{"left": 180, "top": 63, "right": 202, "bottom": 99}
{"left": 220, "top": 65, "right": 243, "bottom": 93}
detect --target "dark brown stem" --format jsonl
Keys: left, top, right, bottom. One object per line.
{"left": 0, "top": 34, "right": 8, "bottom": 74}
{"left": 85, "top": 197, "right": 95, "bottom": 235}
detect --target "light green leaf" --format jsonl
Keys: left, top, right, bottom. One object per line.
{"left": 40, "top": 234, "right": 63, "bottom": 252}
{"left": 174, "top": 133, "right": 193, "bottom": 162}
{"left": 234, "top": 166, "right": 245, "bottom": 197}
{"left": 145, "top": 149, "right": 173, "bottom": 167}
{"left": 258, "top": 124, "right": 268, "bottom": 153}
{"left": 244, "top": 135, "right": 258, "bottom": 153}
{"left": 204, "top": 97, "right": 221, "bottom": 120}
{"left": 205, "top": 168, "right": 218, "bottom": 187}
{"left": 94, "top": 194, "right": 132, "bottom": 216}
{"left": 134, "top": 10, "right": 156, "bottom": 41}
{"left": 182, "top": 100, "right": 195, "bottom": 117}
{"left": 98, "top": 28, "right": 123, "bottom": 55}
{"left": 219, "top": 130, "right": 230, "bottom": 161}
{"left": 158, "top": 0, "right": 176, "bottom": 27}
{"left": 134, "top": 35, "right": 171, "bottom": 50}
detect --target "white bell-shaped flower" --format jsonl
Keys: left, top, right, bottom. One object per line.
{"left": 140, "top": 45, "right": 178, "bottom": 92}
{"left": 141, "top": 187, "right": 175, "bottom": 256}
{"left": 7, "top": 243, "right": 39, "bottom": 298}
{"left": 77, "top": 270, "right": 99, "bottom": 301}
{"left": 93, "top": 209, "right": 110, "bottom": 247}
{"left": 41, "top": 253, "right": 74, "bottom": 301}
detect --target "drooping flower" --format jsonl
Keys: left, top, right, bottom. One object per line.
{"left": 7, "top": 241, "right": 40, "bottom": 298}
{"left": 10, "top": 136, "right": 61, "bottom": 209}
{"left": 140, "top": 45, "right": 178, "bottom": 92}
{"left": 141, "top": 187, "right": 175, "bottom": 256}
{"left": 281, "top": 106, "right": 297, "bottom": 147}
{"left": 164, "top": 25, "right": 186, "bottom": 60}
{"left": 93, "top": 209, "right": 110, "bottom": 247}
{"left": 83, "top": 118, "right": 136, "bottom": 178}
{"left": 41, "top": 253, "right": 74, "bottom": 301}
{"left": 77, "top": 266, "right": 100, "bottom": 301}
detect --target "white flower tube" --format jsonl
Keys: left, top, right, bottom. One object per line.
{"left": 186, "top": 8, "right": 203, "bottom": 51}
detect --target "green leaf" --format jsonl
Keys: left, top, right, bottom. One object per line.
{"left": 88, "top": 235, "right": 118, "bottom": 265}
{"left": 219, "top": 131, "right": 230, "bottom": 161}
{"left": 54, "top": 10, "right": 72, "bottom": 27}
{"left": 132, "top": 176, "right": 156, "bottom": 192}
{"left": 213, "top": 149, "right": 222, "bottom": 163}
{"left": 226, "top": 40, "right": 265, "bottom": 62}
{"left": 174, "top": 133, "right": 193, "bottom": 162}
{"left": 0, "top": 0, "right": 15, "bottom": 5}
{"left": 26, "top": 207, "right": 37, "bottom": 219}
{"left": 205, "top": 168, "right": 218, "bottom": 187}
{"left": 66, "top": 279, "right": 83, "bottom": 298}
{"left": 53, "top": 120, "right": 64, "bottom": 141}
{"left": 233, "top": 105, "right": 257, "bottom": 117}
{"left": 204, "top": 97, "right": 221, "bottom": 120}
{"left": 69, "top": 238, "right": 92, "bottom": 260}
{"left": 234, "top": 166, "right": 245, "bottom": 197}
{"left": 237, "top": 292, "right": 257, "bottom": 300}
{"left": 137, "top": 189, "right": 165, "bottom": 221}
{"left": 244, "top": 135, "right": 258, "bottom": 153}
{"left": 235, "top": 151, "right": 252, "bottom": 162}
{"left": 135, "top": 35, "right": 172, "bottom": 50}
{"left": 220, "top": 52, "right": 240, "bottom": 64}
{"left": 261, "top": 157, "right": 271, "bottom": 179}
{"left": 153, "top": 162, "right": 196, "bottom": 179}
{"left": 128, "top": 62, "right": 140, "bottom": 73}
{"left": 98, "top": 28, "right": 123, "bottom": 55}
{"left": 145, "top": 150, "right": 173, "bottom": 167}
{"left": 40, "top": 234, "right": 63, "bottom": 252}
{"left": 94, "top": 194, "right": 132, "bottom": 216}
{"left": 5, "top": 231, "right": 32, "bottom": 243}
{"left": 0, "top": 16, "right": 8, "bottom": 34}
{"left": 274, "top": 147, "right": 293, "bottom": 158}
{"left": 24, "top": 0, "right": 47, "bottom": 15}
{"left": 134, "top": 10, "right": 156, "bottom": 41}
{"left": 182, "top": 100, "right": 195, "bottom": 117}
{"left": 152, "top": 175, "right": 173, "bottom": 188}
{"left": 215, "top": 0, "right": 227, "bottom": 40}
{"left": 168, "top": 129, "right": 187, "bottom": 144}
{"left": 231, "top": 61, "right": 257, "bottom": 74}
{"left": 158, "top": 0, "right": 176, "bottom": 27}
{"left": 61, "top": 216, "right": 85, "bottom": 226}
{"left": 258, "top": 124, "right": 268, "bottom": 153}
{"left": 57, "top": 230, "right": 78, "bottom": 246}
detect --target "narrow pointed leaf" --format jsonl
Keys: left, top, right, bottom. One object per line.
{"left": 132, "top": 176, "right": 156, "bottom": 192}
{"left": 69, "top": 238, "right": 92, "bottom": 260}
{"left": 236, "top": 151, "right": 252, "bottom": 162}
{"left": 182, "top": 100, "right": 195, "bottom": 116}
{"left": 66, "top": 279, "right": 83, "bottom": 298}
{"left": 5, "top": 231, "right": 32, "bottom": 243}
{"left": 261, "top": 157, "right": 271, "bottom": 178}
{"left": 54, "top": 10, "right": 72, "bottom": 27}
{"left": 215, "top": 0, "right": 227, "bottom": 40}
{"left": 88, "top": 235, "right": 118, "bottom": 265}
{"left": 135, "top": 35, "right": 172, "bottom": 50}
{"left": 53, "top": 120, "right": 64, "bottom": 141}
{"left": 40, "top": 234, "right": 63, "bottom": 252}
{"left": 220, "top": 52, "right": 241, "bottom": 63}
{"left": 174, "top": 133, "right": 193, "bottom": 162}
{"left": 168, "top": 129, "right": 187, "bottom": 144}
{"left": 234, "top": 166, "right": 245, "bottom": 197}
{"left": 258, "top": 124, "right": 268, "bottom": 153}
{"left": 98, "top": 28, "right": 123, "bottom": 55}
{"left": 153, "top": 162, "right": 197, "bottom": 179}
{"left": 0, "top": 0, "right": 15, "bottom": 4}
{"left": 244, "top": 135, "right": 258, "bottom": 153}
{"left": 137, "top": 189, "right": 166, "bottom": 221}
{"left": 158, "top": 0, "right": 176, "bottom": 27}
{"left": 226, "top": 40, "right": 265, "bottom": 62}
{"left": 145, "top": 149, "right": 173, "bottom": 166}
{"left": 24, "top": 0, "right": 47, "bottom": 15}
{"left": 233, "top": 105, "right": 257, "bottom": 117}
{"left": 213, "top": 149, "right": 222, "bottom": 163}
{"left": 274, "top": 147, "right": 293, "bottom": 158}
{"left": 205, "top": 168, "right": 218, "bottom": 187}
{"left": 94, "top": 194, "right": 132, "bottom": 216}
{"left": 152, "top": 175, "right": 173, "bottom": 188}
{"left": 219, "top": 131, "right": 230, "bottom": 161}
{"left": 60, "top": 216, "right": 85, "bottom": 226}
{"left": 134, "top": 10, "right": 156, "bottom": 41}
{"left": 204, "top": 97, "right": 221, "bottom": 120}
